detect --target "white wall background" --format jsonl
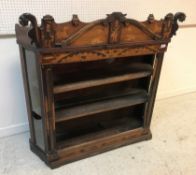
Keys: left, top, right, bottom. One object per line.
{"left": 0, "top": 0, "right": 196, "bottom": 138}
{"left": 1, "top": 0, "right": 196, "bottom": 34}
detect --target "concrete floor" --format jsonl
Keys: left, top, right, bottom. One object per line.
{"left": 1, "top": 92, "right": 196, "bottom": 175}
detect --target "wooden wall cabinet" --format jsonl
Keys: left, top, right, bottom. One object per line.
{"left": 15, "top": 12, "right": 185, "bottom": 168}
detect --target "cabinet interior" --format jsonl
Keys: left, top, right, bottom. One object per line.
{"left": 51, "top": 54, "right": 155, "bottom": 145}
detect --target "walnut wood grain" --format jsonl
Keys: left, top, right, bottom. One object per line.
{"left": 16, "top": 11, "right": 185, "bottom": 168}
{"left": 42, "top": 45, "right": 163, "bottom": 65}
{"left": 16, "top": 12, "right": 185, "bottom": 49}
{"left": 57, "top": 116, "right": 142, "bottom": 149}
{"left": 53, "top": 67, "right": 152, "bottom": 94}
{"left": 55, "top": 90, "right": 148, "bottom": 123}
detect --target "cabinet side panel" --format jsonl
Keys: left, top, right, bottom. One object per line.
{"left": 25, "top": 50, "right": 45, "bottom": 150}
{"left": 144, "top": 53, "right": 164, "bottom": 128}
{"left": 19, "top": 46, "right": 35, "bottom": 143}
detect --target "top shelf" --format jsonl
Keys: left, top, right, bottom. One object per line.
{"left": 53, "top": 63, "right": 152, "bottom": 94}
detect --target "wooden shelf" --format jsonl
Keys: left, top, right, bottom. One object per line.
{"left": 56, "top": 116, "right": 142, "bottom": 149}
{"left": 55, "top": 90, "right": 148, "bottom": 123}
{"left": 53, "top": 63, "right": 152, "bottom": 94}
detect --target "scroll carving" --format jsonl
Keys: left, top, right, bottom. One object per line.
{"left": 19, "top": 13, "right": 40, "bottom": 47}
{"left": 163, "top": 12, "right": 186, "bottom": 38}
{"left": 172, "top": 12, "right": 186, "bottom": 36}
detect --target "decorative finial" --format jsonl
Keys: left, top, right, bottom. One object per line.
{"left": 147, "top": 14, "right": 155, "bottom": 23}
{"left": 72, "top": 14, "right": 80, "bottom": 26}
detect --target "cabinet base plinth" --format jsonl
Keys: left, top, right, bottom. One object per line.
{"left": 30, "top": 129, "right": 152, "bottom": 169}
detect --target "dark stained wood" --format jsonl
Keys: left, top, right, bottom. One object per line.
{"left": 57, "top": 116, "right": 142, "bottom": 149}
{"left": 42, "top": 68, "right": 57, "bottom": 155}
{"left": 55, "top": 90, "right": 148, "bottom": 122}
{"left": 53, "top": 67, "right": 152, "bottom": 94}
{"left": 16, "top": 12, "right": 185, "bottom": 168}
{"left": 30, "top": 128, "right": 151, "bottom": 168}
{"left": 18, "top": 13, "right": 40, "bottom": 47}
{"left": 144, "top": 53, "right": 164, "bottom": 128}
{"left": 54, "top": 128, "right": 151, "bottom": 168}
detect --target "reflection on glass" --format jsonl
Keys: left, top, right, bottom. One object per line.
{"left": 25, "top": 50, "right": 41, "bottom": 115}
{"left": 25, "top": 50, "right": 44, "bottom": 150}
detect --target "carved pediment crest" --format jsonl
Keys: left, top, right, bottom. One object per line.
{"left": 16, "top": 12, "right": 185, "bottom": 48}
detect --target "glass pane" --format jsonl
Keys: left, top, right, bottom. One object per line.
{"left": 25, "top": 50, "right": 44, "bottom": 150}
{"left": 25, "top": 50, "right": 41, "bottom": 115}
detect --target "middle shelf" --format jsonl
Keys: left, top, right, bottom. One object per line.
{"left": 55, "top": 89, "right": 148, "bottom": 123}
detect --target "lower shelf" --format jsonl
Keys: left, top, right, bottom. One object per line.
{"left": 56, "top": 114, "right": 143, "bottom": 149}
{"left": 30, "top": 127, "right": 152, "bottom": 169}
